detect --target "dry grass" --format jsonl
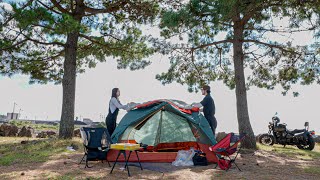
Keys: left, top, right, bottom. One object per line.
{"left": 0, "top": 137, "right": 320, "bottom": 180}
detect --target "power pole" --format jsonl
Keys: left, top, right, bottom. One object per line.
{"left": 12, "top": 102, "right": 17, "bottom": 119}
{"left": 18, "top": 108, "right": 22, "bottom": 119}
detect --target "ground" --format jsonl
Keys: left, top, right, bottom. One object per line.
{"left": 0, "top": 137, "right": 319, "bottom": 180}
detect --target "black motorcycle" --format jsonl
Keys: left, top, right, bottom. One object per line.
{"left": 259, "top": 113, "right": 316, "bottom": 151}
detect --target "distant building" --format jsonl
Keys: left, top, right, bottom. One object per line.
{"left": 83, "top": 118, "right": 93, "bottom": 125}
{"left": 0, "top": 114, "right": 7, "bottom": 123}
{"left": 6, "top": 113, "right": 19, "bottom": 120}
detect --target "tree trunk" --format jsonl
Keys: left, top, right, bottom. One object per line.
{"left": 59, "top": 32, "right": 79, "bottom": 139}
{"left": 59, "top": 3, "right": 84, "bottom": 139}
{"left": 233, "top": 19, "right": 256, "bottom": 149}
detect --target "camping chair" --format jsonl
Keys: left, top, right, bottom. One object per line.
{"left": 209, "top": 133, "right": 246, "bottom": 171}
{"left": 79, "top": 127, "right": 112, "bottom": 168}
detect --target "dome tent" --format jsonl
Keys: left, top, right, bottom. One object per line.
{"left": 108, "top": 100, "right": 218, "bottom": 163}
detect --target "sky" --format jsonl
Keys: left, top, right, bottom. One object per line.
{"left": 0, "top": 1, "right": 319, "bottom": 135}
{"left": 1, "top": 53, "right": 320, "bottom": 134}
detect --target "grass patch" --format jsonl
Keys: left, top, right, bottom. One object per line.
{"left": 8, "top": 120, "right": 59, "bottom": 131}
{"left": 0, "top": 137, "right": 82, "bottom": 166}
{"left": 257, "top": 143, "right": 320, "bottom": 160}
{"left": 304, "top": 166, "right": 320, "bottom": 175}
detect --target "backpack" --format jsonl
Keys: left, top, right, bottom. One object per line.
{"left": 192, "top": 151, "right": 208, "bottom": 166}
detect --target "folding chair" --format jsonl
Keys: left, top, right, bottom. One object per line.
{"left": 209, "top": 133, "right": 246, "bottom": 171}
{"left": 79, "top": 127, "right": 112, "bottom": 168}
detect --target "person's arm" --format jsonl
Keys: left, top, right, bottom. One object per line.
{"left": 111, "top": 97, "right": 129, "bottom": 110}
{"left": 191, "top": 96, "right": 207, "bottom": 108}
{"left": 191, "top": 102, "right": 203, "bottom": 108}
{"left": 200, "top": 96, "right": 208, "bottom": 107}
{"left": 126, "top": 102, "right": 140, "bottom": 111}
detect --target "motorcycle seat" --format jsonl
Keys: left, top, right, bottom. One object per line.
{"left": 287, "top": 129, "right": 305, "bottom": 135}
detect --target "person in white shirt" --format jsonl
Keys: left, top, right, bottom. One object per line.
{"left": 105, "top": 88, "right": 135, "bottom": 136}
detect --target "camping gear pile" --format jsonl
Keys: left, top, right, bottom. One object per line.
{"left": 79, "top": 99, "right": 247, "bottom": 171}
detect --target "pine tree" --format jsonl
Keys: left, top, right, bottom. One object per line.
{"left": 0, "top": 0, "right": 161, "bottom": 138}
{"left": 157, "top": 0, "right": 320, "bottom": 149}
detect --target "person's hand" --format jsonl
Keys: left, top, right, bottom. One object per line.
{"left": 191, "top": 103, "right": 197, "bottom": 107}
{"left": 129, "top": 102, "right": 138, "bottom": 106}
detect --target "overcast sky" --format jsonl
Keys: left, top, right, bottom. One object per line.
{"left": 0, "top": 1, "right": 319, "bottom": 134}
{"left": 1, "top": 53, "right": 319, "bottom": 134}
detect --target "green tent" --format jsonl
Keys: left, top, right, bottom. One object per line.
{"left": 111, "top": 101, "right": 216, "bottom": 148}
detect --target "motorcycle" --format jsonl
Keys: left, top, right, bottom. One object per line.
{"left": 259, "top": 113, "right": 316, "bottom": 151}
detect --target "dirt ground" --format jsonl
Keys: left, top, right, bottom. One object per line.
{"left": 1, "top": 148, "right": 320, "bottom": 180}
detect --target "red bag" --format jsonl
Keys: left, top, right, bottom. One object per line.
{"left": 218, "top": 159, "right": 231, "bottom": 170}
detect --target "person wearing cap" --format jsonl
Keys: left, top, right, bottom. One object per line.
{"left": 191, "top": 85, "right": 217, "bottom": 135}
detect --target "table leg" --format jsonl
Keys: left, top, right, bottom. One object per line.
{"left": 125, "top": 151, "right": 132, "bottom": 170}
{"left": 110, "top": 150, "right": 121, "bottom": 174}
{"left": 135, "top": 150, "right": 143, "bottom": 170}
{"left": 123, "top": 150, "right": 131, "bottom": 177}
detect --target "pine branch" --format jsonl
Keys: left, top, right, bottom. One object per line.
{"left": 30, "top": 23, "right": 58, "bottom": 32}
{"left": 2, "top": 0, "right": 34, "bottom": 27}
{"left": 244, "top": 26, "right": 317, "bottom": 33}
{"left": 83, "top": 1, "right": 127, "bottom": 16}
{"left": 242, "top": 39, "right": 299, "bottom": 54}
{"left": 192, "top": 39, "right": 233, "bottom": 51}
{"left": 50, "top": 0, "right": 70, "bottom": 14}
{"left": 0, "top": 39, "right": 28, "bottom": 51}
{"left": 43, "top": 49, "right": 64, "bottom": 62}
{"left": 36, "top": 0, "right": 62, "bottom": 15}
{"left": 18, "top": 30, "right": 65, "bottom": 46}
{"left": 79, "top": 34, "right": 131, "bottom": 52}
{"left": 190, "top": 50, "right": 203, "bottom": 79}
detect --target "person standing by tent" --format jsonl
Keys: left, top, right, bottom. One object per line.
{"left": 191, "top": 85, "right": 217, "bottom": 136}
{"left": 105, "top": 88, "right": 135, "bottom": 136}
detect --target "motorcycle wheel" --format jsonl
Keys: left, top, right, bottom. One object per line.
{"left": 297, "top": 136, "right": 315, "bottom": 151}
{"left": 258, "top": 134, "right": 275, "bottom": 146}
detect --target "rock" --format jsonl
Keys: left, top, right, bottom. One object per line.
{"left": 0, "top": 123, "right": 18, "bottom": 137}
{"left": 18, "top": 126, "right": 27, "bottom": 137}
{"left": 9, "top": 125, "right": 19, "bottom": 136}
{"left": 46, "top": 131, "right": 56, "bottom": 137}
{"left": 36, "top": 131, "right": 48, "bottom": 138}
{"left": 73, "top": 129, "right": 81, "bottom": 137}
{"left": 26, "top": 127, "right": 33, "bottom": 137}
{"left": 70, "top": 143, "right": 79, "bottom": 150}
{"left": 21, "top": 172, "right": 25, "bottom": 176}
{"left": 36, "top": 131, "right": 56, "bottom": 138}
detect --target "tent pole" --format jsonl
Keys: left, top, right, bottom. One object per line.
{"left": 154, "top": 109, "right": 164, "bottom": 146}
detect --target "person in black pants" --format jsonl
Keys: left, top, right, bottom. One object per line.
{"left": 191, "top": 85, "right": 217, "bottom": 136}
{"left": 105, "top": 88, "right": 135, "bottom": 136}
